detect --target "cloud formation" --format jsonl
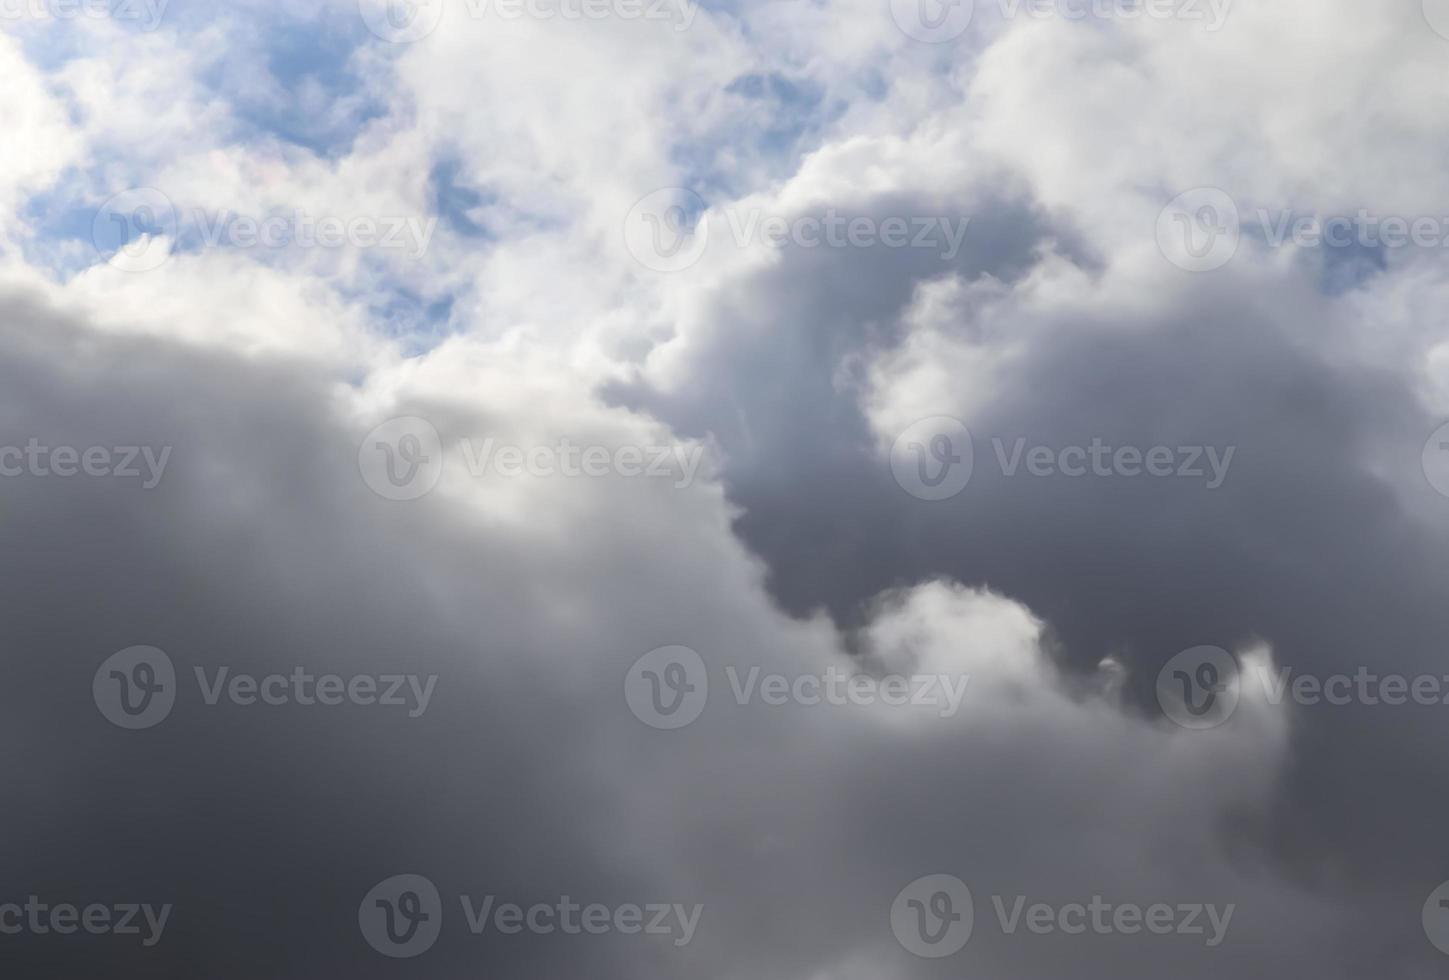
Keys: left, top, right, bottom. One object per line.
{"left": 3, "top": 1, "right": 1449, "bottom": 976}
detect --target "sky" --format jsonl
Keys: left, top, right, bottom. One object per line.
{"left": 4, "top": 0, "right": 1449, "bottom": 976}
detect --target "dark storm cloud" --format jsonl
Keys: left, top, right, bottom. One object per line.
{"left": 617, "top": 226, "right": 1449, "bottom": 973}
{"left": 0, "top": 291, "right": 708, "bottom": 979}
{"left": 0, "top": 273, "right": 1405, "bottom": 980}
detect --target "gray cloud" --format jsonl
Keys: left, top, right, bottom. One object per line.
{"left": 0, "top": 261, "right": 1432, "bottom": 977}
{"left": 617, "top": 220, "right": 1449, "bottom": 973}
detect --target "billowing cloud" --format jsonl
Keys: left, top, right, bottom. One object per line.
{"left": 3, "top": 1, "right": 1449, "bottom": 976}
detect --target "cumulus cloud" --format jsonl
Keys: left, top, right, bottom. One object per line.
{"left": 3, "top": 0, "right": 1449, "bottom": 976}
